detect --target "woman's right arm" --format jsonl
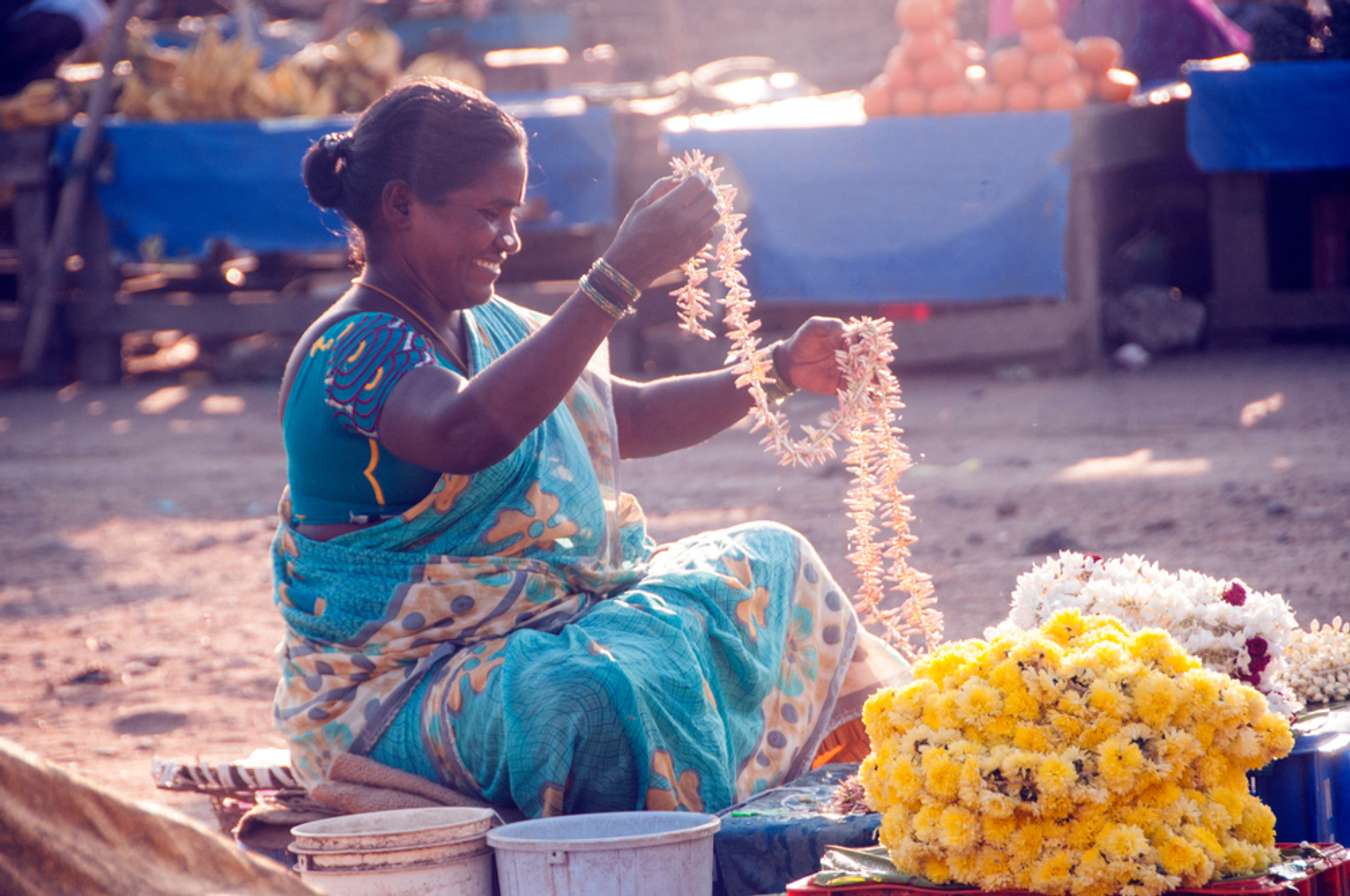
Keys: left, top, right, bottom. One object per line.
{"left": 376, "top": 174, "right": 720, "bottom": 474}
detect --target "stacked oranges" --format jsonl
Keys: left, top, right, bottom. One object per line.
{"left": 862, "top": 0, "right": 1140, "bottom": 118}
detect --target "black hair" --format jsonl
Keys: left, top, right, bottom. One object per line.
{"left": 301, "top": 77, "right": 527, "bottom": 260}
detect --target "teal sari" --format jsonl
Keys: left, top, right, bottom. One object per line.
{"left": 273, "top": 297, "right": 906, "bottom": 816}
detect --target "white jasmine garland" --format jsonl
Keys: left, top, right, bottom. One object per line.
{"left": 1283, "top": 617, "right": 1350, "bottom": 708}
{"left": 1001, "top": 552, "right": 1302, "bottom": 714}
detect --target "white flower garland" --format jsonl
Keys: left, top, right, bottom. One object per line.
{"left": 670, "top": 151, "right": 941, "bottom": 659}
{"left": 1002, "top": 551, "right": 1302, "bottom": 714}
{"left": 1284, "top": 617, "right": 1350, "bottom": 708}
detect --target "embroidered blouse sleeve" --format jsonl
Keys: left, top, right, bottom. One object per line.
{"left": 321, "top": 313, "right": 437, "bottom": 438}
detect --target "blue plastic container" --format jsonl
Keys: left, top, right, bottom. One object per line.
{"left": 1251, "top": 715, "right": 1350, "bottom": 843}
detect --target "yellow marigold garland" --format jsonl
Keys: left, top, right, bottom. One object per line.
{"left": 860, "top": 609, "right": 1294, "bottom": 896}
{"left": 669, "top": 150, "right": 941, "bottom": 657}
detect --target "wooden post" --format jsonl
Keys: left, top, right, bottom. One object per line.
{"left": 9, "top": 135, "right": 51, "bottom": 320}
{"left": 1065, "top": 167, "right": 1105, "bottom": 371}
{"left": 19, "top": 0, "right": 138, "bottom": 379}
{"left": 74, "top": 194, "right": 120, "bottom": 384}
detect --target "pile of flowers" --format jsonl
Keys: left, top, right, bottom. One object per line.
{"left": 860, "top": 609, "right": 1294, "bottom": 896}
{"left": 1284, "top": 617, "right": 1350, "bottom": 708}
{"left": 670, "top": 151, "right": 940, "bottom": 658}
{"left": 1005, "top": 552, "right": 1300, "bottom": 713}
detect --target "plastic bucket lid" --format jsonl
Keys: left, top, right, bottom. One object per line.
{"left": 486, "top": 811, "right": 720, "bottom": 853}
{"left": 290, "top": 807, "right": 496, "bottom": 853}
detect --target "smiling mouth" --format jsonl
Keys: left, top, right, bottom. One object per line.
{"left": 472, "top": 258, "right": 502, "bottom": 276}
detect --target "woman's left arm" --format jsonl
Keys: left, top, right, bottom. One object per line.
{"left": 613, "top": 317, "right": 850, "bottom": 459}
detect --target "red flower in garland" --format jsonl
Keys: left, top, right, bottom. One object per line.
{"left": 1222, "top": 582, "right": 1247, "bottom": 607}
{"left": 1238, "top": 636, "right": 1271, "bottom": 685}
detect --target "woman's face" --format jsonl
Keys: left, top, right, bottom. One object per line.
{"left": 407, "top": 145, "right": 527, "bottom": 309}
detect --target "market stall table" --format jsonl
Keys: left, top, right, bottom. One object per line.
{"left": 660, "top": 94, "right": 1173, "bottom": 369}
{"left": 1186, "top": 60, "right": 1350, "bottom": 334}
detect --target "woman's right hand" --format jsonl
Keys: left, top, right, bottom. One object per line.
{"left": 600, "top": 174, "right": 722, "bottom": 291}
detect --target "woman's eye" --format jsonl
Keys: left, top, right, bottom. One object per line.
{"left": 479, "top": 209, "right": 499, "bottom": 222}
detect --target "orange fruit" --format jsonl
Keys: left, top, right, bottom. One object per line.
{"left": 989, "top": 46, "right": 1030, "bottom": 86}
{"left": 1005, "top": 81, "right": 1041, "bottom": 111}
{"left": 896, "top": 0, "right": 944, "bottom": 31}
{"left": 1043, "top": 79, "right": 1088, "bottom": 109}
{"left": 1021, "top": 24, "right": 1066, "bottom": 55}
{"left": 1028, "top": 49, "right": 1077, "bottom": 86}
{"left": 1074, "top": 36, "right": 1124, "bottom": 74}
{"left": 1012, "top": 0, "right": 1058, "bottom": 30}
{"left": 1097, "top": 67, "right": 1139, "bottom": 102}
{"left": 862, "top": 76, "right": 893, "bottom": 117}
{"left": 884, "top": 46, "right": 915, "bottom": 90}
{"left": 969, "top": 84, "right": 1005, "bottom": 113}
{"left": 917, "top": 51, "right": 965, "bottom": 89}
{"left": 928, "top": 83, "right": 972, "bottom": 115}
{"left": 899, "top": 27, "right": 949, "bottom": 63}
{"left": 892, "top": 87, "right": 927, "bottom": 116}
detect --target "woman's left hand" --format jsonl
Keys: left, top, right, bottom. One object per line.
{"left": 775, "top": 316, "right": 850, "bottom": 395}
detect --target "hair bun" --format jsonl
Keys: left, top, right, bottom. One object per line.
{"left": 301, "top": 131, "right": 353, "bottom": 211}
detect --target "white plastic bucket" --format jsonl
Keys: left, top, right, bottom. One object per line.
{"left": 289, "top": 806, "right": 497, "bottom": 896}
{"left": 486, "top": 811, "right": 721, "bottom": 896}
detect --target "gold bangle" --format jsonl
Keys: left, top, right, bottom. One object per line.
{"left": 579, "top": 275, "right": 627, "bottom": 320}
{"left": 592, "top": 258, "right": 641, "bottom": 303}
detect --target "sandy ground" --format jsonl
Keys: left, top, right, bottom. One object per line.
{"left": 1, "top": 345, "right": 1348, "bottom": 826}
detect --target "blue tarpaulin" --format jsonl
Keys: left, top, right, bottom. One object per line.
{"left": 1187, "top": 61, "right": 1350, "bottom": 172}
{"left": 714, "top": 764, "right": 879, "bottom": 896}
{"left": 384, "top": 12, "right": 574, "bottom": 58}
{"left": 664, "top": 111, "right": 1073, "bottom": 304}
{"left": 55, "top": 100, "right": 615, "bottom": 260}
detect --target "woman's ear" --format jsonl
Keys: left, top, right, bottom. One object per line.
{"left": 380, "top": 181, "right": 414, "bottom": 231}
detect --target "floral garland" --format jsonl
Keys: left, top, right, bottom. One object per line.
{"left": 1003, "top": 552, "right": 1301, "bottom": 714}
{"left": 669, "top": 151, "right": 941, "bottom": 659}
{"left": 860, "top": 609, "right": 1294, "bottom": 896}
{"left": 1284, "top": 616, "right": 1350, "bottom": 708}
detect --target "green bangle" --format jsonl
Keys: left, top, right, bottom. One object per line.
{"left": 579, "top": 274, "right": 628, "bottom": 320}
{"left": 584, "top": 264, "right": 636, "bottom": 311}
{"left": 592, "top": 258, "right": 641, "bottom": 303}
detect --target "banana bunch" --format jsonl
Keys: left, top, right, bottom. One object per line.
{"left": 117, "top": 22, "right": 405, "bottom": 121}
{"left": 291, "top": 25, "right": 403, "bottom": 115}
{"left": 0, "top": 80, "right": 75, "bottom": 130}
{"left": 119, "top": 25, "right": 270, "bottom": 120}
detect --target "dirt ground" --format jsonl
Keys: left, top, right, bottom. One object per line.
{"left": 1, "top": 345, "right": 1348, "bottom": 826}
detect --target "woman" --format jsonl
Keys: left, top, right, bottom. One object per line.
{"left": 274, "top": 77, "right": 907, "bottom": 817}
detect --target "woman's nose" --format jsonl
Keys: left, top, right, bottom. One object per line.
{"left": 498, "top": 224, "right": 521, "bottom": 255}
